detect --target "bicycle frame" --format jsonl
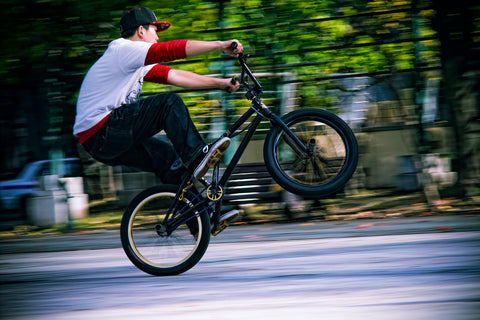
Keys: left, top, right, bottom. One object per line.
{"left": 165, "top": 105, "right": 267, "bottom": 234}
{"left": 121, "top": 45, "right": 359, "bottom": 276}
{"left": 164, "top": 53, "right": 310, "bottom": 234}
{"left": 220, "top": 52, "right": 308, "bottom": 185}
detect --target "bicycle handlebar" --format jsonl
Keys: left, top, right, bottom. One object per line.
{"left": 230, "top": 42, "right": 263, "bottom": 98}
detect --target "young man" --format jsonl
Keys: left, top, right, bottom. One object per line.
{"left": 74, "top": 7, "right": 243, "bottom": 188}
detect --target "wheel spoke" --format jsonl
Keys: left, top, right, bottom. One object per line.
{"left": 120, "top": 186, "right": 210, "bottom": 276}
{"left": 265, "top": 109, "right": 358, "bottom": 197}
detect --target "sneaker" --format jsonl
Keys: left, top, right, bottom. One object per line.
{"left": 192, "top": 137, "right": 230, "bottom": 179}
{"left": 163, "top": 158, "right": 187, "bottom": 185}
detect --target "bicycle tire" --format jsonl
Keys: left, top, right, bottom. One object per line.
{"left": 264, "top": 108, "right": 358, "bottom": 198}
{"left": 120, "top": 185, "right": 210, "bottom": 276}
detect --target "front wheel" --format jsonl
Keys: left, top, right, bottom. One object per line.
{"left": 120, "top": 185, "right": 211, "bottom": 276}
{"left": 264, "top": 108, "right": 358, "bottom": 198}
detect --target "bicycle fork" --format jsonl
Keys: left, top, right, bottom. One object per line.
{"left": 268, "top": 113, "right": 309, "bottom": 154}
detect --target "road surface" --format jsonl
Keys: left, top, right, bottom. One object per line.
{"left": 1, "top": 216, "right": 479, "bottom": 319}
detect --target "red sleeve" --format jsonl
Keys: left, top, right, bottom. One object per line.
{"left": 144, "top": 64, "right": 172, "bottom": 84}
{"left": 145, "top": 40, "right": 188, "bottom": 65}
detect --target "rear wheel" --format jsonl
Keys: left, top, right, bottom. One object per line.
{"left": 120, "top": 185, "right": 210, "bottom": 276}
{"left": 264, "top": 108, "right": 358, "bottom": 197}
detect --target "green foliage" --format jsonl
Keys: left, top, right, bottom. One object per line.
{"left": 0, "top": 0, "right": 440, "bottom": 129}
{"left": 1, "top": 0, "right": 438, "bottom": 84}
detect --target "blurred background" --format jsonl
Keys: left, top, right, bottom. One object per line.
{"left": 0, "top": 0, "right": 479, "bottom": 230}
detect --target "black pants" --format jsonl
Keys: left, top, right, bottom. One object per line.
{"left": 82, "top": 92, "right": 205, "bottom": 184}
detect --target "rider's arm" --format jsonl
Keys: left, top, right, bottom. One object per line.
{"left": 144, "top": 40, "right": 188, "bottom": 64}
{"left": 143, "top": 39, "right": 242, "bottom": 89}
{"left": 166, "top": 69, "right": 240, "bottom": 92}
{"left": 144, "top": 66, "right": 239, "bottom": 92}
{"left": 144, "top": 39, "right": 242, "bottom": 65}
{"left": 185, "top": 40, "right": 243, "bottom": 58}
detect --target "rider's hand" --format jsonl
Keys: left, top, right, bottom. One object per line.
{"left": 223, "top": 40, "right": 243, "bottom": 57}
{"left": 220, "top": 78, "right": 240, "bottom": 93}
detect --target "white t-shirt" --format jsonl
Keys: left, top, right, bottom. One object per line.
{"left": 73, "top": 38, "right": 154, "bottom": 135}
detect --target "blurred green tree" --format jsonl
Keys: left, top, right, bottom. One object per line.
{"left": 0, "top": 0, "right": 477, "bottom": 198}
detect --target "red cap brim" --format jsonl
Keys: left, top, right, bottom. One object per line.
{"left": 151, "top": 21, "right": 171, "bottom": 32}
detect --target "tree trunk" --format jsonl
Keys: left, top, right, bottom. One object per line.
{"left": 433, "top": 0, "right": 480, "bottom": 197}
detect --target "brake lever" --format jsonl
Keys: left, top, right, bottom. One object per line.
{"left": 230, "top": 42, "right": 260, "bottom": 94}
{"left": 230, "top": 76, "right": 240, "bottom": 85}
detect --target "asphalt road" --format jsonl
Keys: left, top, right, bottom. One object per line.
{"left": 1, "top": 215, "right": 479, "bottom": 320}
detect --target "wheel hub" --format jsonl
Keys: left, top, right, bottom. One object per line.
{"left": 154, "top": 223, "right": 168, "bottom": 237}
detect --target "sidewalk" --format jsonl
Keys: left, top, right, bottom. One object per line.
{"left": 0, "top": 190, "right": 478, "bottom": 255}
{"left": 243, "top": 190, "right": 480, "bottom": 224}
{"left": 1, "top": 214, "right": 480, "bottom": 255}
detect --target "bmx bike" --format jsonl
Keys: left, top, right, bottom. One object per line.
{"left": 120, "top": 45, "right": 359, "bottom": 276}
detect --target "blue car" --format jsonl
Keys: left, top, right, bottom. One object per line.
{"left": 0, "top": 158, "right": 82, "bottom": 212}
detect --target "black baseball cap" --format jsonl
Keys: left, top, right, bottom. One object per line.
{"left": 120, "top": 7, "right": 171, "bottom": 35}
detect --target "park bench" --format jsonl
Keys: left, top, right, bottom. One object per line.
{"left": 222, "top": 162, "right": 282, "bottom": 207}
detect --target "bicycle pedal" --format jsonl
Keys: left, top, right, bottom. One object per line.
{"left": 211, "top": 209, "right": 239, "bottom": 236}
{"left": 211, "top": 221, "right": 229, "bottom": 236}
{"left": 206, "top": 150, "right": 223, "bottom": 168}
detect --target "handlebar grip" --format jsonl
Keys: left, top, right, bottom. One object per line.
{"left": 230, "top": 41, "right": 238, "bottom": 50}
